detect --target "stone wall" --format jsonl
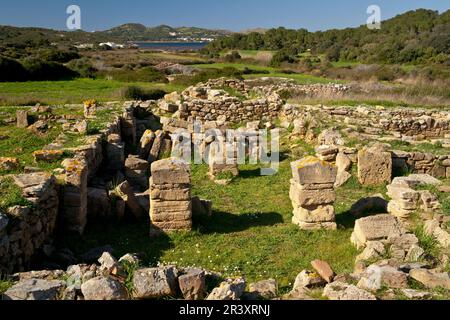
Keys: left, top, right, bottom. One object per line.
{"left": 179, "top": 89, "right": 283, "bottom": 123}
{"left": 283, "top": 104, "right": 450, "bottom": 139}
{"left": 392, "top": 150, "right": 449, "bottom": 179}
{"left": 0, "top": 173, "right": 59, "bottom": 273}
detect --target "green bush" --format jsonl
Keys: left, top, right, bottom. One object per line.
{"left": 173, "top": 67, "right": 243, "bottom": 86}
{"left": 67, "top": 58, "right": 98, "bottom": 78}
{"left": 107, "top": 66, "right": 167, "bottom": 82}
{"left": 122, "top": 86, "right": 167, "bottom": 100}
{"left": 23, "top": 59, "right": 78, "bottom": 81}
{"left": 0, "top": 57, "right": 28, "bottom": 82}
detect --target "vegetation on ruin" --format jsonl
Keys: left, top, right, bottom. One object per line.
{"left": 0, "top": 177, "right": 32, "bottom": 212}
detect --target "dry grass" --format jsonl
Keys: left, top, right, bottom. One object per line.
{"left": 290, "top": 79, "right": 450, "bottom": 109}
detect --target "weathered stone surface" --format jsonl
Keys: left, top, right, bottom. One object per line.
{"left": 401, "top": 289, "right": 431, "bottom": 300}
{"left": 150, "top": 158, "right": 192, "bottom": 235}
{"left": 3, "top": 279, "right": 66, "bottom": 300}
{"left": 290, "top": 180, "right": 336, "bottom": 206}
{"left": 336, "top": 153, "right": 352, "bottom": 172}
{"left": 206, "top": 278, "right": 246, "bottom": 300}
{"left": 178, "top": 268, "right": 206, "bottom": 300}
{"left": 357, "top": 265, "right": 408, "bottom": 291}
{"left": 424, "top": 219, "right": 450, "bottom": 248}
{"left": 151, "top": 158, "right": 191, "bottom": 185}
{"left": 355, "top": 241, "right": 385, "bottom": 263}
{"left": 33, "top": 150, "right": 64, "bottom": 163}
{"left": 133, "top": 267, "right": 178, "bottom": 299}
{"left": 0, "top": 157, "right": 20, "bottom": 171}
{"left": 358, "top": 144, "right": 392, "bottom": 186}
{"left": 334, "top": 170, "right": 352, "bottom": 188}
{"left": 323, "top": 282, "right": 376, "bottom": 300}
{"left": 115, "top": 181, "right": 145, "bottom": 220}
{"left": 16, "top": 110, "right": 29, "bottom": 128}
{"left": 311, "top": 260, "right": 335, "bottom": 283}
{"left": 248, "top": 279, "right": 278, "bottom": 300}
{"left": 293, "top": 270, "right": 325, "bottom": 289}
{"left": 291, "top": 157, "right": 337, "bottom": 185}
{"left": 81, "top": 276, "right": 129, "bottom": 300}
{"left": 87, "top": 187, "right": 111, "bottom": 219}
{"left": 409, "top": 269, "right": 450, "bottom": 290}
{"left": 351, "top": 214, "right": 405, "bottom": 249}
{"left": 293, "top": 205, "right": 335, "bottom": 223}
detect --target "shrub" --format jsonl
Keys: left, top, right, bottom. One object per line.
{"left": 67, "top": 58, "right": 98, "bottom": 78}
{"left": 173, "top": 67, "right": 243, "bottom": 86}
{"left": 0, "top": 57, "right": 28, "bottom": 82}
{"left": 122, "top": 86, "right": 167, "bottom": 100}
{"left": 224, "top": 51, "right": 241, "bottom": 62}
{"left": 107, "top": 66, "right": 167, "bottom": 82}
{"left": 23, "top": 59, "right": 78, "bottom": 81}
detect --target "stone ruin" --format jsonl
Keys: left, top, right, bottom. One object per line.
{"left": 149, "top": 158, "right": 193, "bottom": 236}
{"left": 290, "top": 156, "right": 338, "bottom": 230}
{"left": 0, "top": 173, "right": 58, "bottom": 273}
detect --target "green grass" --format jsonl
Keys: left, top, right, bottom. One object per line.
{"left": 0, "top": 124, "right": 62, "bottom": 172}
{"left": 0, "top": 278, "right": 13, "bottom": 294}
{"left": 64, "top": 136, "right": 392, "bottom": 291}
{"left": 388, "top": 140, "right": 449, "bottom": 156}
{"left": 0, "top": 79, "right": 184, "bottom": 106}
{"left": 192, "top": 62, "right": 341, "bottom": 85}
{"left": 0, "top": 176, "right": 31, "bottom": 211}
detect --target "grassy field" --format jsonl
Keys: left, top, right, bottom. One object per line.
{"left": 0, "top": 79, "right": 184, "bottom": 106}
{"left": 67, "top": 139, "right": 390, "bottom": 291}
{"left": 192, "top": 62, "right": 341, "bottom": 84}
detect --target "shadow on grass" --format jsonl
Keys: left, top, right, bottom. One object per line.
{"left": 195, "top": 210, "right": 284, "bottom": 234}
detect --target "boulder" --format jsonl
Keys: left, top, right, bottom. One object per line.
{"left": 81, "top": 276, "right": 129, "bottom": 300}
{"left": 0, "top": 157, "right": 20, "bottom": 171}
{"left": 358, "top": 144, "right": 392, "bottom": 186}
{"left": 351, "top": 214, "right": 405, "bottom": 249}
{"left": 115, "top": 181, "right": 145, "bottom": 219}
{"left": 357, "top": 265, "right": 408, "bottom": 291}
{"left": 293, "top": 270, "right": 325, "bottom": 289}
{"left": 291, "top": 157, "right": 337, "bottom": 186}
{"left": 16, "top": 110, "right": 29, "bottom": 128}
{"left": 178, "top": 268, "right": 206, "bottom": 300}
{"left": 323, "top": 282, "right": 376, "bottom": 300}
{"left": 206, "top": 278, "right": 246, "bottom": 300}
{"left": 311, "top": 260, "right": 335, "bottom": 283}
{"left": 248, "top": 279, "right": 278, "bottom": 300}
{"left": 3, "top": 279, "right": 66, "bottom": 300}
{"left": 409, "top": 269, "right": 450, "bottom": 290}
{"left": 132, "top": 266, "right": 178, "bottom": 299}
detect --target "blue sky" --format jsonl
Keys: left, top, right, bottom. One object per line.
{"left": 0, "top": 0, "right": 448, "bottom": 31}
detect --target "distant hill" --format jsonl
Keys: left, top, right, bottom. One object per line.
{"left": 0, "top": 24, "right": 232, "bottom": 47}
{"left": 205, "top": 9, "right": 450, "bottom": 65}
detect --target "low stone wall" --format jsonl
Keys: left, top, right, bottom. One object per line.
{"left": 0, "top": 173, "right": 59, "bottom": 273}
{"left": 179, "top": 94, "right": 283, "bottom": 123}
{"left": 284, "top": 104, "right": 450, "bottom": 139}
{"left": 392, "top": 150, "right": 449, "bottom": 179}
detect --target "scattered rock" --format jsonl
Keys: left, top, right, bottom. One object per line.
{"left": 409, "top": 269, "right": 450, "bottom": 290}
{"left": 81, "top": 276, "right": 129, "bottom": 300}
{"left": 206, "top": 278, "right": 246, "bottom": 300}
{"left": 311, "top": 260, "right": 335, "bottom": 283}
{"left": 323, "top": 282, "right": 376, "bottom": 300}
{"left": 3, "top": 279, "right": 66, "bottom": 300}
{"left": 248, "top": 279, "right": 278, "bottom": 300}
{"left": 178, "top": 268, "right": 206, "bottom": 300}
{"left": 132, "top": 266, "right": 178, "bottom": 299}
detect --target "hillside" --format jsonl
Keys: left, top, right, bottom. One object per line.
{"left": 0, "top": 24, "right": 232, "bottom": 46}
{"left": 205, "top": 9, "right": 450, "bottom": 65}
